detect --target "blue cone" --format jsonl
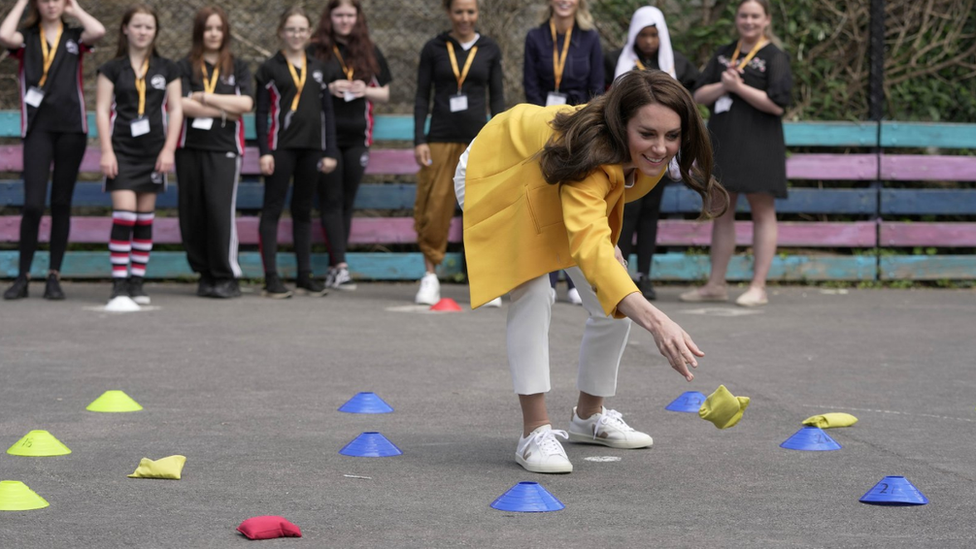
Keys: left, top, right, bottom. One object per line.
{"left": 491, "top": 482, "right": 564, "bottom": 513}
{"left": 665, "top": 391, "right": 707, "bottom": 413}
{"left": 860, "top": 476, "right": 928, "bottom": 505}
{"left": 338, "top": 392, "right": 394, "bottom": 414}
{"left": 780, "top": 426, "right": 842, "bottom": 451}
{"left": 339, "top": 432, "right": 402, "bottom": 457}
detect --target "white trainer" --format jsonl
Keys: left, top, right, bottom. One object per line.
{"left": 484, "top": 296, "right": 502, "bottom": 308}
{"left": 415, "top": 272, "right": 440, "bottom": 305}
{"left": 516, "top": 424, "right": 573, "bottom": 474}
{"left": 566, "top": 287, "right": 582, "bottom": 305}
{"left": 568, "top": 407, "right": 653, "bottom": 449}
{"left": 332, "top": 266, "right": 357, "bottom": 290}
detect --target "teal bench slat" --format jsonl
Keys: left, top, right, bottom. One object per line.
{"left": 0, "top": 250, "right": 463, "bottom": 280}
{"left": 783, "top": 121, "right": 879, "bottom": 147}
{"left": 644, "top": 253, "right": 876, "bottom": 281}
{"left": 881, "top": 122, "right": 976, "bottom": 149}
{"left": 881, "top": 189, "right": 976, "bottom": 215}
{"left": 880, "top": 256, "right": 976, "bottom": 280}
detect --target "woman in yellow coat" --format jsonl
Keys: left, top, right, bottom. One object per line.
{"left": 456, "top": 70, "right": 726, "bottom": 473}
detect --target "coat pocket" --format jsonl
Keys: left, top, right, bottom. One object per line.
{"left": 525, "top": 185, "right": 564, "bottom": 233}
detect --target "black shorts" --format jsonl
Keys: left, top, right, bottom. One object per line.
{"left": 104, "top": 152, "right": 167, "bottom": 194}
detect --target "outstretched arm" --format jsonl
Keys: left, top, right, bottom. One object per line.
{"left": 0, "top": 0, "right": 28, "bottom": 49}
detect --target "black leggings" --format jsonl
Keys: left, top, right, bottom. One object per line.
{"left": 18, "top": 130, "right": 88, "bottom": 276}
{"left": 259, "top": 149, "right": 319, "bottom": 276}
{"left": 619, "top": 177, "right": 668, "bottom": 276}
{"left": 317, "top": 144, "right": 369, "bottom": 266}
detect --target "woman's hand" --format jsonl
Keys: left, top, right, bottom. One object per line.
{"left": 616, "top": 292, "right": 704, "bottom": 382}
{"left": 259, "top": 154, "right": 275, "bottom": 176}
{"left": 348, "top": 80, "right": 367, "bottom": 98}
{"left": 720, "top": 66, "right": 743, "bottom": 93}
{"left": 100, "top": 148, "right": 118, "bottom": 179}
{"left": 319, "top": 157, "right": 337, "bottom": 174}
{"left": 155, "top": 147, "right": 175, "bottom": 174}
{"left": 414, "top": 144, "right": 432, "bottom": 167}
{"left": 329, "top": 80, "right": 351, "bottom": 98}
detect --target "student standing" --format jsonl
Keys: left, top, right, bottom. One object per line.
{"left": 685, "top": 0, "right": 792, "bottom": 307}
{"left": 176, "top": 6, "right": 253, "bottom": 299}
{"left": 412, "top": 0, "right": 504, "bottom": 305}
{"left": 455, "top": 71, "right": 726, "bottom": 473}
{"left": 0, "top": 0, "right": 105, "bottom": 300}
{"left": 255, "top": 6, "right": 339, "bottom": 299}
{"left": 523, "top": 0, "right": 603, "bottom": 305}
{"left": 310, "top": 0, "right": 392, "bottom": 291}
{"left": 605, "top": 6, "right": 699, "bottom": 300}
{"left": 95, "top": 4, "right": 182, "bottom": 305}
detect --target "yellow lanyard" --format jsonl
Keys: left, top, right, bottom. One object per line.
{"left": 634, "top": 58, "right": 646, "bottom": 71}
{"left": 38, "top": 22, "right": 63, "bottom": 88}
{"left": 446, "top": 41, "right": 477, "bottom": 94}
{"left": 549, "top": 20, "right": 572, "bottom": 92}
{"left": 730, "top": 39, "right": 767, "bottom": 71}
{"left": 201, "top": 61, "right": 220, "bottom": 94}
{"left": 134, "top": 57, "right": 150, "bottom": 118}
{"left": 332, "top": 45, "right": 354, "bottom": 81}
{"left": 285, "top": 52, "right": 306, "bottom": 111}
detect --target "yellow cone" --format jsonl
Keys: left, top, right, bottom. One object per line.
{"left": 0, "top": 481, "right": 50, "bottom": 511}
{"left": 7, "top": 430, "right": 71, "bottom": 457}
{"left": 86, "top": 390, "right": 143, "bottom": 413}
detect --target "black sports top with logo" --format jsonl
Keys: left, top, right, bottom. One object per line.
{"left": 177, "top": 57, "right": 253, "bottom": 155}
{"left": 254, "top": 51, "right": 338, "bottom": 158}
{"left": 9, "top": 25, "right": 91, "bottom": 136}
{"left": 97, "top": 55, "right": 181, "bottom": 158}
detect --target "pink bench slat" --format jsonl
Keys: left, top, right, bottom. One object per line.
{"left": 880, "top": 155, "right": 976, "bottom": 182}
{"left": 0, "top": 215, "right": 463, "bottom": 245}
{"left": 654, "top": 220, "right": 877, "bottom": 247}
{"left": 786, "top": 154, "right": 877, "bottom": 180}
{"left": 879, "top": 222, "right": 976, "bottom": 246}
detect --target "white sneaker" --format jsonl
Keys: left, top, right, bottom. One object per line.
{"left": 568, "top": 407, "right": 653, "bottom": 449}
{"left": 548, "top": 287, "right": 556, "bottom": 305}
{"left": 484, "top": 296, "right": 502, "bottom": 308}
{"left": 516, "top": 424, "right": 573, "bottom": 474}
{"left": 415, "top": 272, "right": 440, "bottom": 305}
{"left": 566, "top": 287, "right": 582, "bottom": 305}
{"left": 332, "top": 266, "right": 357, "bottom": 290}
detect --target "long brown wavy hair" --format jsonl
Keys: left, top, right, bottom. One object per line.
{"left": 310, "top": 0, "right": 380, "bottom": 79}
{"left": 113, "top": 4, "right": 159, "bottom": 59}
{"left": 539, "top": 70, "right": 728, "bottom": 219}
{"left": 187, "top": 6, "right": 235, "bottom": 84}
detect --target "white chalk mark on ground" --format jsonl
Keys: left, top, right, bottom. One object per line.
{"left": 800, "top": 403, "right": 975, "bottom": 423}
{"left": 819, "top": 289, "right": 850, "bottom": 295}
{"left": 584, "top": 456, "right": 622, "bottom": 463}
{"left": 84, "top": 305, "right": 162, "bottom": 313}
{"left": 385, "top": 305, "right": 437, "bottom": 314}
{"left": 680, "top": 307, "right": 764, "bottom": 317}
{"left": 343, "top": 474, "right": 372, "bottom": 480}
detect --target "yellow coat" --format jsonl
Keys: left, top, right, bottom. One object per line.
{"left": 463, "top": 104, "right": 665, "bottom": 316}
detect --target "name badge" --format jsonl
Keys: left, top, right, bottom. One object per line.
{"left": 25, "top": 87, "right": 44, "bottom": 108}
{"left": 343, "top": 91, "right": 357, "bottom": 103}
{"left": 449, "top": 93, "right": 468, "bottom": 112}
{"left": 130, "top": 117, "right": 151, "bottom": 137}
{"left": 545, "top": 92, "right": 568, "bottom": 107}
{"left": 192, "top": 117, "right": 214, "bottom": 130}
{"left": 715, "top": 94, "right": 733, "bottom": 114}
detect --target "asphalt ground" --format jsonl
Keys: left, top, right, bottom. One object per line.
{"left": 0, "top": 281, "right": 974, "bottom": 548}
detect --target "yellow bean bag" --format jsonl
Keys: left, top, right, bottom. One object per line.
{"left": 699, "top": 385, "right": 750, "bottom": 429}
{"left": 802, "top": 413, "right": 858, "bottom": 429}
{"left": 127, "top": 455, "right": 186, "bottom": 480}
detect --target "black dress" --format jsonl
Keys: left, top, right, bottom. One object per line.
{"left": 696, "top": 41, "right": 792, "bottom": 198}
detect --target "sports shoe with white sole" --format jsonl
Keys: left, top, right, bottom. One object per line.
{"left": 516, "top": 424, "right": 573, "bottom": 474}
{"left": 483, "top": 296, "right": 502, "bottom": 308}
{"left": 415, "top": 272, "right": 440, "bottom": 305}
{"left": 332, "top": 266, "right": 357, "bottom": 290}
{"left": 567, "top": 287, "right": 582, "bottom": 305}
{"left": 568, "top": 407, "right": 653, "bottom": 449}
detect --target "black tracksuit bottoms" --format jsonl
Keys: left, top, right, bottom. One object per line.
{"left": 259, "top": 148, "right": 319, "bottom": 276}
{"left": 175, "top": 148, "right": 243, "bottom": 281}
{"left": 317, "top": 144, "right": 369, "bottom": 266}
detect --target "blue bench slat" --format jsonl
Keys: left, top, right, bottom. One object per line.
{"left": 0, "top": 250, "right": 463, "bottom": 280}
{"left": 881, "top": 122, "right": 976, "bottom": 149}
{"left": 783, "top": 121, "right": 879, "bottom": 147}
{"left": 880, "top": 255, "right": 976, "bottom": 280}
{"left": 881, "top": 189, "right": 976, "bottom": 215}
{"left": 665, "top": 187, "right": 877, "bottom": 215}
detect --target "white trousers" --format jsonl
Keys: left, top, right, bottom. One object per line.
{"left": 453, "top": 142, "right": 632, "bottom": 397}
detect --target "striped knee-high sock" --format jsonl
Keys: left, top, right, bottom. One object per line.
{"left": 130, "top": 211, "right": 154, "bottom": 278}
{"left": 110, "top": 210, "right": 136, "bottom": 278}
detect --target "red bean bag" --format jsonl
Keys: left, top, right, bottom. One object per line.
{"left": 236, "top": 516, "right": 302, "bottom": 540}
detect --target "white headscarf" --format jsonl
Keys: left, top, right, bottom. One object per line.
{"left": 614, "top": 6, "right": 675, "bottom": 80}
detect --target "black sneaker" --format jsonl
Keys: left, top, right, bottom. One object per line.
{"left": 211, "top": 278, "right": 242, "bottom": 299}
{"left": 43, "top": 273, "right": 65, "bottom": 300}
{"left": 3, "top": 275, "right": 29, "bottom": 300}
{"left": 110, "top": 278, "right": 130, "bottom": 299}
{"left": 262, "top": 273, "right": 292, "bottom": 299}
{"left": 128, "top": 276, "right": 150, "bottom": 305}
{"left": 197, "top": 274, "right": 215, "bottom": 297}
{"left": 638, "top": 276, "right": 657, "bottom": 301}
{"left": 294, "top": 271, "right": 328, "bottom": 297}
